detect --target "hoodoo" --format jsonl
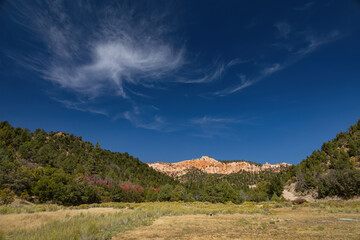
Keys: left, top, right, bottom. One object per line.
{"left": 148, "top": 156, "right": 291, "bottom": 177}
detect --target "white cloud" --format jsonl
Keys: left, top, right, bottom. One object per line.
{"left": 214, "top": 75, "right": 253, "bottom": 96}
{"left": 7, "top": 1, "right": 346, "bottom": 131}
{"left": 192, "top": 116, "right": 241, "bottom": 125}
{"left": 176, "top": 63, "right": 226, "bottom": 84}
{"left": 114, "top": 105, "right": 170, "bottom": 131}
{"left": 9, "top": 0, "right": 249, "bottom": 132}
{"left": 214, "top": 63, "right": 282, "bottom": 96}
{"left": 52, "top": 98, "right": 109, "bottom": 116}
{"left": 294, "top": 2, "right": 314, "bottom": 11}
{"left": 123, "top": 112, "right": 165, "bottom": 131}
{"left": 190, "top": 116, "right": 244, "bottom": 138}
{"left": 262, "top": 64, "right": 283, "bottom": 76}
{"left": 176, "top": 58, "right": 247, "bottom": 84}
{"left": 275, "top": 22, "right": 291, "bottom": 39}
{"left": 296, "top": 30, "right": 341, "bottom": 56}
{"left": 46, "top": 40, "right": 184, "bottom": 98}
{"left": 213, "top": 28, "right": 342, "bottom": 97}
{"left": 11, "top": 0, "right": 185, "bottom": 99}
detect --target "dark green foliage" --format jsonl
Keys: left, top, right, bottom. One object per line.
{"left": 0, "top": 120, "right": 311, "bottom": 205}
{"left": 201, "top": 176, "right": 221, "bottom": 203}
{"left": 218, "top": 159, "right": 262, "bottom": 167}
{"left": 0, "top": 121, "right": 176, "bottom": 205}
{"left": 248, "top": 181, "right": 270, "bottom": 202}
{"left": 179, "top": 167, "right": 290, "bottom": 203}
{"left": 216, "top": 180, "right": 239, "bottom": 203}
{"left": 170, "top": 185, "right": 187, "bottom": 201}
{"left": 270, "top": 193, "right": 280, "bottom": 202}
{"left": 31, "top": 167, "right": 101, "bottom": 205}
{"left": 158, "top": 184, "right": 174, "bottom": 201}
{"left": 0, "top": 188, "right": 15, "bottom": 204}
{"left": 144, "top": 188, "right": 159, "bottom": 202}
{"left": 318, "top": 169, "right": 360, "bottom": 198}
{"left": 268, "top": 175, "right": 284, "bottom": 197}
{"left": 294, "top": 119, "right": 360, "bottom": 198}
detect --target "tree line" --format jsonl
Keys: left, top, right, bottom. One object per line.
{"left": 0, "top": 121, "right": 287, "bottom": 205}
{"left": 293, "top": 119, "right": 360, "bottom": 198}
{"left": 2, "top": 119, "right": 359, "bottom": 206}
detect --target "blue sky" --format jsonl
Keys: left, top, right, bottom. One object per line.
{"left": 1, "top": 0, "right": 360, "bottom": 164}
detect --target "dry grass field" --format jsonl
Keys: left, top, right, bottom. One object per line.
{"left": 0, "top": 208, "right": 125, "bottom": 234}
{"left": 0, "top": 201, "right": 360, "bottom": 239}
{"left": 115, "top": 207, "right": 360, "bottom": 240}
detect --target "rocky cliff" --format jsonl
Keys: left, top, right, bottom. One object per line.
{"left": 148, "top": 156, "right": 291, "bottom": 177}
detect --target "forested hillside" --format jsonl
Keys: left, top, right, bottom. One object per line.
{"left": 179, "top": 167, "right": 291, "bottom": 202}
{"left": 294, "top": 119, "right": 360, "bottom": 198}
{"left": 6, "top": 119, "right": 358, "bottom": 205}
{"left": 0, "top": 121, "right": 291, "bottom": 205}
{"left": 0, "top": 121, "right": 176, "bottom": 205}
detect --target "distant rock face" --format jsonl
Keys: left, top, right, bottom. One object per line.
{"left": 148, "top": 156, "right": 291, "bottom": 177}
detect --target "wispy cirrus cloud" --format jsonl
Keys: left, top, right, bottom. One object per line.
{"left": 8, "top": 0, "right": 245, "bottom": 131}
{"left": 214, "top": 74, "right": 253, "bottom": 96}
{"left": 123, "top": 111, "right": 166, "bottom": 131}
{"left": 5, "top": 1, "right": 348, "bottom": 132}
{"left": 10, "top": 0, "right": 243, "bottom": 101}
{"left": 113, "top": 105, "right": 172, "bottom": 131}
{"left": 275, "top": 22, "right": 291, "bottom": 39}
{"left": 191, "top": 116, "right": 242, "bottom": 125}
{"left": 176, "top": 63, "right": 226, "bottom": 84}
{"left": 176, "top": 58, "right": 247, "bottom": 84}
{"left": 294, "top": 2, "right": 314, "bottom": 11}
{"left": 213, "top": 25, "right": 342, "bottom": 97}
{"left": 190, "top": 116, "right": 245, "bottom": 138}
{"left": 10, "top": 0, "right": 185, "bottom": 99}
{"left": 52, "top": 98, "right": 109, "bottom": 116}
{"left": 296, "top": 30, "right": 341, "bottom": 56}
{"left": 214, "top": 63, "right": 283, "bottom": 96}
{"left": 262, "top": 63, "right": 283, "bottom": 76}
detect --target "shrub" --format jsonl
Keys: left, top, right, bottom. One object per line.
{"left": 318, "top": 169, "right": 360, "bottom": 198}
{"left": 270, "top": 193, "right": 280, "bottom": 202}
{"left": 0, "top": 188, "right": 15, "bottom": 205}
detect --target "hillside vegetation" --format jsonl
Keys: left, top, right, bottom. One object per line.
{"left": 0, "top": 121, "right": 288, "bottom": 205}
{"left": 0, "top": 121, "right": 176, "bottom": 205}
{"left": 2, "top": 119, "right": 359, "bottom": 206}
{"left": 218, "top": 159, "right": 262, "bottom": 166}
{"left": 179, "top": 167, "right": 291, "bottom": 202}
{"left": 294, "top": 119, "right": 360, "bottom": 198}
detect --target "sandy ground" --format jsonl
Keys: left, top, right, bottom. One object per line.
{"left": 281, "top": 183, "right": 317, "bottom": 202}
{"left": 282, "top": 189, "right": 297, "bottom": 201}
{"left": 0, "top": 207, "right": 125, "bottom": 233}
{"left": 114, "top": 207, "right": 360, "bottom": 240}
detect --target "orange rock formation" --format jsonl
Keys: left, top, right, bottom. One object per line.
{"left": 148, "top": 156, "right": 291, "bottom": 177}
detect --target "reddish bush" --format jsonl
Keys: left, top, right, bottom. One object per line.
{"left": 83, "top": 174, "right": 113, "bottom": 187}
{"left": 83, "top": 174, "right": 144, "bottom": 194}
{"left": 120, "top": 181, "right": 144, "bottom": 193}
{"left": 150, "top": 186, "right": 160, "bottom": 193}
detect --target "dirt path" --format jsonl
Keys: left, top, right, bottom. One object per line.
{"left": 0, "top": 207, "right": 126, "bottom": 233}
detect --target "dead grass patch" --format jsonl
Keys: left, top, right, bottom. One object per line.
{"left": 2, "top": 201, "right": 360, "bottom": 239}
{"left": 0, "top": 208, "right": 125, "bottom": 233}
{"left": 115, "top": 207, "right": 360, "bottom": 240}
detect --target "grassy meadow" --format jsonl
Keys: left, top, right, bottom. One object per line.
{"left": 0, "top": 201, "right": 360, "bottom": 239}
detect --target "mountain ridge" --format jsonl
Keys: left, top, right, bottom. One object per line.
{"left": 148, "top": 156, "right": 291, "bottom": 177}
